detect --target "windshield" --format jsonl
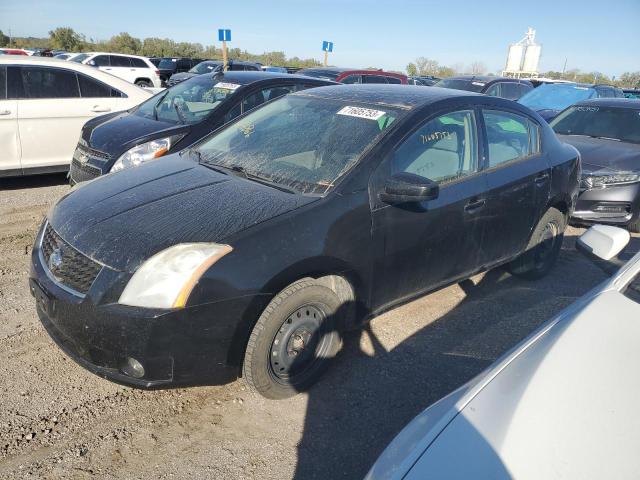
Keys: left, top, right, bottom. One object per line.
{"left": 551, "top": 106, "right": 640, "bottom": 144}
{"left": 435, "top": 78, "right": 485, "bottom": 93}
{"left": 518, "top": 84, "right": 597, "bottom": 111}
{"left": 195, "top": 95, "right": 404, "bottom": 195}
{"left": 70, "top": 53, "right": 90, "bottom": 63}
{"left": 134, "top": 75, "right": 240, "bottom": 125}
{"left": 190, "top": 62, "right": 221, "bottom": 74}
{"left": 158, "top": 59, "right": 178, "bottom": 70}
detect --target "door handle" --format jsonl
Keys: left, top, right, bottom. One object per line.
{"left": 0, "top": 110, "right": 10, "bottom": 115}
{"left": 535, "top": 172, "right": 550, "bottom": 185}
{"left": 464, "top": 198, "right": 486, "bottom": 213}
{"left": 91, "top": 106, "right": 111, "bottom": 113}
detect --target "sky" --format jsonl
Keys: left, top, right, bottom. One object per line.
{"left": 1, "top": 0, "right": 638, "bottom": 77}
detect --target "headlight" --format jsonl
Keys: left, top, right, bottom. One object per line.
{"left": 119, "top": 243, "right": 232, "bottom": 309}
{"left": 111, "top": 134, "right": 184, "bottom": 173}
{"left": 583, "top": 173, "right": 640, "bottom": 188}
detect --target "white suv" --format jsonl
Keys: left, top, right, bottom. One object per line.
{"left": 71, "top": 52, "right": 161, "bottom": 88}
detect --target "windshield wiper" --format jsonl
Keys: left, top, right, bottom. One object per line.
{"left": 200, "top": 162, "right": 297, "bottom": 193}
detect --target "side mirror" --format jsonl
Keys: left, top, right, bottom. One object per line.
{"left": 87, "top": 60, "right": 96, "bottom": 67}
{"left": 379, "top": 173, "right": 439, "bottom": 205}
{"left": 576, "top": 225, "right": 630, "bottom": 275}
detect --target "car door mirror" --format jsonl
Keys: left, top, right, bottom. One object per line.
{"left": 576, "top": 225, "right": 630, "bottom": 275}
{"left": 87, "top": 60, "right": 96, "bottom": 67}
{"left": 379, "top": 173, "right": 439, "bottom": 205}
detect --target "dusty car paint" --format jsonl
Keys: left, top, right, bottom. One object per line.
{"left": 30, "top": 85, "right": 580, "bottom": 389}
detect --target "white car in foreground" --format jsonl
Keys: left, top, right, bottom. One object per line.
{"left": 0, "top": 56, "right": 152, "bottom": 177}
{"left": 367, "top": 225, "right": 640, "bottom": 480}
{"left": 70, "top": 52, "right": 161, "bottom": 88}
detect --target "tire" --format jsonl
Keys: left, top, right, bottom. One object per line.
{"left": 243, "top": 279, "right": 342, "bottom": 399}
{"left": 508, "top": 207, "right": 566, "bottom": 280}
{"left": 135, "top": 80, "right": 152, "bottom": 88}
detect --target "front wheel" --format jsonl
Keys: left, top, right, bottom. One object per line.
{"left": 508, "top": 207, "right": 566, "bottom": 280}
{"left": 135, "top": 80, "right": 152, "bottom": 88}
{"left": 243, "top": 280, "right": 342, "bottom": 399}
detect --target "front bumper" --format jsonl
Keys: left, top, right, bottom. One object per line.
{"left": 571, "top": 182, "right": 640, "bottom": 226}
{"left": 30, "top": 229, "right": 259, "bottom": 389}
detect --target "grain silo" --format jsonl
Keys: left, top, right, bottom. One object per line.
{"left": 502, "top": 27, "right": 541, "bottom": 78}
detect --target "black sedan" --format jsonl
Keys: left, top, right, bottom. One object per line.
{"left": 31, "top": 85, "right": 579, "bottom": 399}
{"left": 551, "top": 98, "right": 640, "bottom": 231}
{"left": 69, "top": 71, "right": 334, "bottom": 184}
{"left": 434, "top": 75, "right": 533, "bottom": 100}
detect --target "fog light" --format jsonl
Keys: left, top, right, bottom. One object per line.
{"left": 120, "top": 357, "right": 145, "bottom": 379}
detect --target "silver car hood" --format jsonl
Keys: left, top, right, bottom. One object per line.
{"left": 367, "top": 253, "right": 640, "bottom": 480}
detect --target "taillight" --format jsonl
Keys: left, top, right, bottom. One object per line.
{"left": 155, "top": 69, "right": 160, "bottom": 75}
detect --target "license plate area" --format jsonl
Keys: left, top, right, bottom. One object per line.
{"left": 31, "top": 280, "right": 52, "bottom": 316}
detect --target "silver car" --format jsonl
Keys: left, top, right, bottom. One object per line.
{"left": 366, "top": 225, "right": 640, "bottom": 480}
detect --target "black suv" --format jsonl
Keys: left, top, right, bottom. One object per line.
{"left": 69, "top": 71, "right": 335, "bottom": 184}
{"left": 38, "top": 85, "right": 579, "bottom": 398}
{"left": 156, "top": 57, "right": 205, "bottom": 85}
{"left": 435, "top": 75, "right": 534, "bottom": 100}
{"left": 167, "top": 60, "right": 261, "bottom": 87}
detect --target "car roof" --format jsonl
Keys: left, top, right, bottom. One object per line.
{"left": 204, "top": 70, "right": 335, "bottom": 85}
{"left": 575, "top": 98, "right": 640, "bottom": 108}
{"left": 82, "top": 52, "right": 150, "bottom": 60}
{"left": 299, "top": 67, "right": 353, "bottom": 73}
{"left": 293, "top": 84, "right": 481, "bottom": 109}
{"left": 446, "top": 75, "right": 528, "bottom": 84}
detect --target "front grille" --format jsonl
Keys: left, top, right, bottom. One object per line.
{"left": 41, "top": 224, "right": 102, "bottom": 295}
{"left": 70, "top": 158, "right": 102, "bottom": 184}
{"left": 77, "top": 142, "right": 111, "bottom": 161}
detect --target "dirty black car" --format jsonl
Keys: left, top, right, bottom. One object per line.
{"left": 551, "top": 98, "right": 640, "bottom": 231}
{"left": 31, "top": 85, "right": 580, "bottom": 399}
{"left": 69, "top": 71, "right": 334, "bottom": 184}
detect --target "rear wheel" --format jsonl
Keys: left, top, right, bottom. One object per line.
{"left": 508, "top": 207, "right": 565, "bottom": 280}
{"left": 243, "top": 280, "right": 342, "bottom": 399}
{"left": 135, "top": 79, "right": 152, "bottom": 88}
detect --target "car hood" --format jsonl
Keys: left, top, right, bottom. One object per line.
{"left": 49, "top": 155, "right": 317, "bottom": 272}
{"left": 378, "top": 285, "right": 640, "bottom": 479}
{"left": 557, "top": 134, "right": 640, "bottom": 174}
{"left": 82, "top": 111, "right": 186, "bottom": 157}
{"left": 169, "top": 72, "right": 197, "bottom": 82}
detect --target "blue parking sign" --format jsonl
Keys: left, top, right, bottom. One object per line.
{"left": 218, "top": 29, "right": 231, "bottom": 42}
{"left": 322, "top": 41, "right": 333, "bottom": 53}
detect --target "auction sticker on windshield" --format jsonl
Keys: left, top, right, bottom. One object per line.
{"left": 215, "top": 82, "right": 242, "bottom": 91}
{"left": 337, "top": 106, "right": 386, "bottom": 121}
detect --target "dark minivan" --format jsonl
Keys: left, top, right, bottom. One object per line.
{"left": 33, "top": 86, "right": 579, "bottom": 399}
{"left": 69, "top": 71, "right": 335, "bottom": 184}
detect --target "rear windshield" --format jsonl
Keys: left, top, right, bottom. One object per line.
{"left": 190, "top": 62, "right": 221, "bottom": 74}
{"left": 435, "top": 78, "right": 485, "bottom": 93}
{"left": 195, "top": 95, "right": 405, "bottom": 195}
{"left": 551, "top": 106, "right": 640, "bottom": 144}
{"left": 158, "top": 59, "right": 178, "bottom": 70}
{"left": 134, "top": 75, "right": 240, "bottom": 125}
{"left": 518, "top": 84, "right": 597, "bottom": 111}
{"left": 70, "top": 53, "right": 90, "bottom": 63}
{"left": 298, "top": 69, "right": 341, "bottom": 81}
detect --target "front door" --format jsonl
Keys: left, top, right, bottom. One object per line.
{"left": 371, "top": 109, "right": 489, "bottom": 309}
{"left": 0, "top": 65, "right": 20, "bottom": 173}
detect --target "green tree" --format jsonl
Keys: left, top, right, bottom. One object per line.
{"left": 620, "top": 71, "right": 640, "bottom": 88}
{"left": 0, "top": 30, "right": 9, "bottom": 47}
{"left": 107, "top": 32, "right": 141, "bottom": 54}
{"left": 49, "top": 27, "right": 82, "bottom": 51}
{"left": 406, "top": 62, "right": 417, "bottom": 76}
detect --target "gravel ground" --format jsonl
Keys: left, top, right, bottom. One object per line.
{"left": 0, "top": 174, "right": 635, "bottom": 479}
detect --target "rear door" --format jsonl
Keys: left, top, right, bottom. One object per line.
{"left": 0, "top": 65, "right": 20, "bottom": 173}
{"left": 16, "top": 65, "right": 116, "bottom": 169}
{"left": 371, "top": 108, "right": 488, "bottom": 308}
{"left": 480, "top": 108, "right": 550, "bottom": 264}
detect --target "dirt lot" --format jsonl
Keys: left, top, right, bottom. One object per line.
{"left": 0, "top": 174, "right": 634, "bottom": 479}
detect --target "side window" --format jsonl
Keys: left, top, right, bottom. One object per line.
{"left": 392, "top": 110, "right": 478, "bottom": 184}
{"left": 224, "top": 103, "right": 241, "bottom": 122}
{"left": 483, "top": 110, "right": 532, "bottom": 167}
{"left": 92, "top": 55, "right": 110, "bottom": 67}
{"left": 341, "top": 75, "right": 361, "bottom": 84}
{"left": 0, "top": 66, "right": 6, "bottom": 100}
{"left": 500, "top": 82, "right": 522, "bottom": 100}
{"left": 386, "top": 77, "right": 402, "bottom": 84}
{"left": 78, "top": 73, "right": 120, "bottom": 98}
{"left": 177, "top": 59, "right": 190, "bottom": 70}
{"left": 363, "top": 75, "right": 388, "bottom": 84}
{"left": 528, "top": 121, "right": 541, "bottom": 155}
{"left": 110, "top": 56, "right": 132, "bottom": 68}
{"left": 484, "top": 83, "right": 501, "bottom": 97}
{"left": 19, "top": 67, "right": 80, "bottom": 99}
{"left": 131, "top": 58, "right": 148, "bottom": 68}
{"left": 518, "top": 83, "right": 533, "bottom": 98}
{"left": 241, "top": 86, "right": 294, "bottom": 114}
